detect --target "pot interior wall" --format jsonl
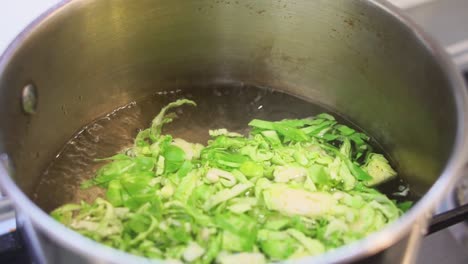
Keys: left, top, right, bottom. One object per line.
{"left": 0, "top": 0, "right": 458, "bottom": 207}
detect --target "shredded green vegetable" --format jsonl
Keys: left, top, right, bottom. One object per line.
{"left": 51, "top": 99, "right": 412, "bottom": 263}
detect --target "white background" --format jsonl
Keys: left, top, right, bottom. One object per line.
{"left": 0, "top": 0, "right": 60, "bottom": 52}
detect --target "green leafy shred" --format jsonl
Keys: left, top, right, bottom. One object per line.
{"left": 51, "top": 99, "right": 412, "bottom": 263}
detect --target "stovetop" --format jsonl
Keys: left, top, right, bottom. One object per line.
{"left": 0, "top": 231, "right": 28, "bottom": 264}
{"left": 0, "top": 0, "right": 468, "bottom": 263}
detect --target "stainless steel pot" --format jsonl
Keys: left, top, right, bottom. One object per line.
{"left": 0, "top": 0, "right": 467, "bottom": 263}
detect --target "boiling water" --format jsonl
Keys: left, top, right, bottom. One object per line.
{"left": 33, "top": 84, "right": 413, "bottom": 212}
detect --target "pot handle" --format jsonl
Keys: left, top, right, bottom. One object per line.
{"left": 0, "top": 196, "right": 14, "bottom": 225}
{"left": 426, "top": 203, "right": 468, "bottom": 235}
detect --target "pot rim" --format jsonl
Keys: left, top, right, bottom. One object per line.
{"left": 1, "top": 0, "right": 467, "bottom": 263}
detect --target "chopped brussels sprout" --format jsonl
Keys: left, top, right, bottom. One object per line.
{"left": 263, "top": 184, "right": 336, "bottom": 217}
{"left": 51, "top": 99, "right": 410, "bottom": 263}
{"left": 363, "top": 153, "right": 397, "bottom": 186}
